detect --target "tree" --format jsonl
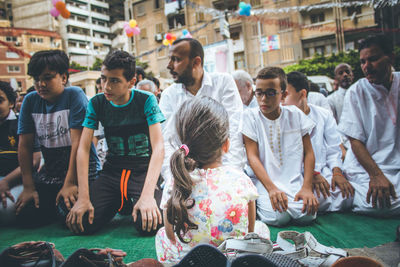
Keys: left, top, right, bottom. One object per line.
{"left": 283, "top": 47, "right": 400, "bottom": 82}
{"left": 90, "top": 57, "right": 103, "bottom": 71}
{"left": 136, "top": 59, "right": 154, "bottom": 78}
{"left": 70, "top": 61, "right": 86, "bottom": 72}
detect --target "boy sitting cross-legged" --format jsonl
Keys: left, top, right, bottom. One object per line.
{"left": 67, "top": 50, "right": 165, "bottom": 235}
{"left": 242, "top": 67, "right": 318, "bottom": 226}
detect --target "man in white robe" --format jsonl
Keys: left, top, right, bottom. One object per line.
{"left": 159, "top": 38, "right": 245, "bottom": 191}
{"left": 233, "top": 70, "right": 258, "bottom": 110}
{"left": 284, "top": 71, "right": 354, "bottom": 212}
{"left": 338, "top": 35, "right": 400, "bottom": 216}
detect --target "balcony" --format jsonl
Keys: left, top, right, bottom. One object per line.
{"left": 90, "top": 0, "right": 109, "bottom": 9}
{"left": 112, "top": 35, "right": 127, "bottom": 48}
{"left": 301, "top": 20, "right": 336, "bottom": 39}
{"left": 212, "top": 0, "right": 239, "bottom": 10}
{"left": 67, "top": 5, "right": 90, "bottom": 16}
{"left": 342, "top": 12, "right": 376, "bottom": 31}
{"left": 65, "top": 33, "right": 90, "bottom": 42}
{"left": 92, "top": 36, "right": 112, "bottom": 45}
{"left": 110, "top": 21, "right": 126, "bottom": 34}
{"left": 90, "top": 11, "right": 110, "bottom": 21}
{"left": 67, "top": 46, "right": 90, "bottom": 55}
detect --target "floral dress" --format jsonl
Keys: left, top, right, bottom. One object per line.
{"left": 155, "top": 166, "right": 270, "bottom": 264}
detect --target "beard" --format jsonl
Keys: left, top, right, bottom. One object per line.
{"left": 176, "top": 68, "right": 195, "bottom": 87}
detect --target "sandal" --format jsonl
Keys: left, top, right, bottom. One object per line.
{"left": 275, "top": 231, "right": 347, "bottom": 267}
{"left": 174, "top": 244, "right": 227, "bottom": 267}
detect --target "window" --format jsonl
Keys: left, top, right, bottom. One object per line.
{"left": 230, "top": 31, "right": 240, "bottom": 40}
{"left": 278, "top": 18, "right": 291, "bottom": 31}
{"left": 315, "top": 45, "right": 325, "bottom": 55}
{"left": 250, "top": 0, "right": 261, "bottom": 7}
{"left": 196, "top": 12, "right": 205, "bottom": 22}
{"left": 281, "top": 47, "right": 294, "bottom": 62}
{"left": 17, "top": 81, "right": 22, "bottom": 88}
{"left": 310, "top": 13, "right": 325, "bottom": 24}
{"left": 252, "top": 23, "right": 263, "bottom": 36}
{"left": 140, "top": 28, "right": 147, "bottom": 39}
{"left": 168, "top": 13, "right": 185, "bottom": 30}
{"left": 347, "top": 6, "right": 361, "bottom": 16}
{"left": 6, "top": 51, "right": 19, "bottom": 58}
{"left": 8, "top": 66, "right": 20, "bottom": 73}
{"left": 155, "top": 23, "right": 163, "bottom": 34}
{"left": 154, "top": 0, "right": 161, "bottom": 9}
{"left": 136, "top": 3, "right": 145, "bottom": 16}
{"left": 234, "top": 52, "right": 245, "bottom": 69}
{"left": 6, "top": 36, "right": 17, "bottom": 42}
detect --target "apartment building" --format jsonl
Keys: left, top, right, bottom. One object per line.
{"left": 126, "top": 0, "right": 379, "bottom": 77}
{"left": 11, "top": 0, "right": 112, "bottom": 67}
{"left": 0, "top": 27, "right": 62, "bottom": 91}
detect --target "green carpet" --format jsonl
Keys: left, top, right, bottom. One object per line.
{"left": 0, "top": 212, "right": 398, "bottom": 263}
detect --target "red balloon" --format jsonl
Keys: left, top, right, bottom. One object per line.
{"left": 165, "top": 33, "right": 172, "bottom": 40}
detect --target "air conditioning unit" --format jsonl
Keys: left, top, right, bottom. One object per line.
{"left": 155, "top": 33, "right": 163, "bottom": 42}
{"left": 14, "top": 41, "right": 21, "bottom": 47}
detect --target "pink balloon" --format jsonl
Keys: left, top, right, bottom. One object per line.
{"left": 52, "top": 0, "right": 61, "bottom": 5}
{"left": 125, "top": 27, "right": 134, "bottom": 35}
{"left": 123, "top": 22, "right": 129, "bottom": 29}
{"left": 50, "top": 7, "right": 60, "bottom": 17}
{"left": 132, "top": 27, "right": 141, "bottom": 35}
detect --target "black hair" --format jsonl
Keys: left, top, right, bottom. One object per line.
{"left": 103, "top": 50, "right": 136, "bottom": 81}
{"left": 256, "top": 67, "right": 287, "bottom": 92}
{"left": 136, "top": 66, "right": 146, "bottom": 80}
{"left": 96, "top": 77, "right": 101, "bottom": 84}
{"left": 172, "top": 38, "right": 204, "bottom": 67}
{"left": 150, "top": 76, "right": 160, "bottom": 89}
{"left": 27, "top": 50, "right": 70, "bottom": 81}
{"left": 167, "top": 97, "right": 229, "bottom": 243}
{"left": 358, "top": 35, "right": 393, "bottom": 56}
{"left": 0, "top": 81, "right": 17, "bottom": 104}
{"left": 26, "top": 86, "right": 36, "bottom": 94}
{"left": 287, "top": 71, "right": 310, "bottom": 94}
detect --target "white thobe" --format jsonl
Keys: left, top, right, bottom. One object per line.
{"left": 244, "top": 96, "right": 258, "bottom": 110}
{"left": 159, "top": 71, "right": 245, "bottom": 185}
{"left": 308, "top": 92, "right": 331, "bottom": 112}
{"left": 327, "top": 87, "right": 347, "bottom": 124}
{"left": 338, "top": 73, "right": 400, "bottom": 216}
{"left": 242, "top": 105, "right": 316, "bottom": 226}
{"left": 307, "top": 104, "right": 352, "bottom": 212}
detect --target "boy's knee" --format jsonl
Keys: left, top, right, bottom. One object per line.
{"left": 133, "top": 212, "right": 163, "bottom": 236}
{"left": 258, "top": 209, "right": 291, "bottom": 226}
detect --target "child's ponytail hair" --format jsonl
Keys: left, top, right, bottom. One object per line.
{"left": 167, "top": 96, "right": 229, "bottom": 243}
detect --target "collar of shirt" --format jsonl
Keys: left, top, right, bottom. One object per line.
{"left": 6, "top": 109, "right": 16, "bottom": 120}
{"left": 338, "top": 87, "right": 347, "bottom": 96}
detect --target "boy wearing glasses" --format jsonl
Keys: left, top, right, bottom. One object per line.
{"left": 242, "top": 67, "right": 318, "bottom": 226}
{"left": 16, "top": 50, "right": 100, "bottom": 227}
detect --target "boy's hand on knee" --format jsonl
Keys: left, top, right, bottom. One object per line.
{"left": 268, "top": 188, "right": 288, "bottom": 212}
{"left": 312, "top": 174, "right": 330, "bottom": 199}
{"left": 56, "top": 184, "right": 78, "bottom": 210}
{"left": 331, "top": 173, "right": 354, "bottom": 199}
{"left": 15, "top": 188, "right": 39, "bottom": 215}
{"left": 0, "top": 180, "right": 14, "bottom": 209}
{"left": 367, "top": 174, "right": 397, "bottom": 209}
{"left": 66, "top": 198, "right": 94, "bottom": 233}
{"left": 295, "top": 188, "right": 318, "bottom": 215}
{"left": 132, "top": 196, "right": 162, "bottom": 232}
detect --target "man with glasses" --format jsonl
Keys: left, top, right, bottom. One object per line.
{"left": 338, "top": 35, "right": 400, "bottom": 216}
{"left": 242, "top": 67, "right": 318, "bottom": 226}
{"left": 16, "top": 50, "right": 100, "bottom": 227}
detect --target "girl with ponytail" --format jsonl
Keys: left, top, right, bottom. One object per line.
{"left": 155, "top": 97, "right": 270, "bottom": 264}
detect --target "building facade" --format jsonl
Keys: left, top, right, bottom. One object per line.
{"left": 0, "top": 27, "right": 62, "bottom": 92}
{"left": 127, "top": 0, "right": 378, "bottom": 78}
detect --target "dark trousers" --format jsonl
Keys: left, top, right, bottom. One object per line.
{"left": 15, "top": 183, "right": 63, "bottom": 228}
{"left": 81, "top": 167, "right": 163, "bottom": 235}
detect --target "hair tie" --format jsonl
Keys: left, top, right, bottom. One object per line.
{"left": 180, "top": 144, "right": 189, "bottom": 156}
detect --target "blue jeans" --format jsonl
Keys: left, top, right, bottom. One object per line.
{"left": 0, "top": 176, "right": 23, "bottom": 226}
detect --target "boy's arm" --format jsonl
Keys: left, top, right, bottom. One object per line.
{"left": 295, "top": 134, "right": 318, "bottom": 214}
{"left": 132, "top": 122, "right": 164, "bottom": 232}
{"left": 243, "top": 135, "right": 288, "bottom": 212}
{"left": 66, "top": 127, "right": 94, "bottom": 233}
{"left": 15, "top": 133, "right": 38, "bottom": 214}
{"left": 349, "top": 137, "right": 396, "bottom": 208}
{"left": 0, "top": 151, "right": 41, "bottom": 208}
{"left": 56, "top": 128, "right": 83, "bottom": 210}
{"left": 247, "top": 200, "right": 256, "bottom": 233}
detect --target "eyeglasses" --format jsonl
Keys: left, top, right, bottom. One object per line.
{"left": 255, "top": 89, "right": 282, "bottom": 98}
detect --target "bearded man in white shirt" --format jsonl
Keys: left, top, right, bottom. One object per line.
{"left": 159, "top": 38, "right": 245, "bottom": 186}
{"left": 338, "top": 35, "right": 400, "bottom": 216}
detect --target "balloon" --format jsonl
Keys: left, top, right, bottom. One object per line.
{"left": 239, "top": 2, "right": 246, "bottom": 9}
{"left": 60, "top": 9, "right": 70, "bottom": 18}
{"left": 125, "top": 27, "right": 134, "bottom": 35}
{"left": 129, "top": 19, "right": 137, "bottom": 28}
{"left": 163, "top": 39, "right": 170, "bottom": 46}
{"left": 55, "top": 1, "right": 66, "bottom": 11}
{"left": 52, "top": 0, "right": 61, "bottom": 5}
{"left": 165, "top": 33, "right": 172, "bottom": 40}
{"left": 127, "top": 32, "right": 134, "bottom": 37}
{"left": 123, "top": 21, "right": 129, "bottom": 29}
{"left": 182, "top": 29, "right": 188, "bottom": 35}
{"left": 132, "top": 26, "right": 140, "bottom": 35}
{"left": 50, "top": 7, "right": 60, "bottom": 17}
{"left": 171, "top": 34, "right": 177, "bottom": 41}
{"left": 185, "top": 33, "right": 192, "bottom": 38}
